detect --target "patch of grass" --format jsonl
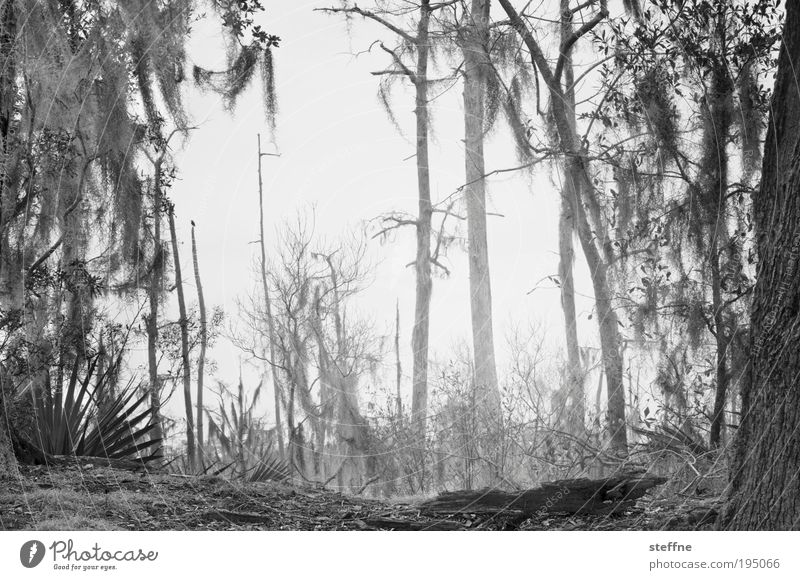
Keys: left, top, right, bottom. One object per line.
{"left": 30, "top": 516, "right": 121, "bottom": 531}
{"left": 11, "top": 488, "right": 150, "bottom": 529}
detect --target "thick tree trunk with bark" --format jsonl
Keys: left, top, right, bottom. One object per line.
{"left": 0, "top": 0, "right": 20, "bottom": 477}
{"left": 0, "top": 0, "right": 22, "bottom": 308}
{"left": 168, "top": 207, "right": 195, "bottom": 469}
{"left": 0, "top": 373, "right": 19, "bottom": 479}
{"left": 722, "top": 3, "right": 800, "bottom": 530}
{"left": 191, "top": 222, "right": 207, "bottom": 467}
{"left": 463, "top": 0, "right": 501, "bottom": 422}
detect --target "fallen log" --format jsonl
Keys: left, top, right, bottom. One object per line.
{"left": 419, "top": 471, "right": 667, "bottom": 516}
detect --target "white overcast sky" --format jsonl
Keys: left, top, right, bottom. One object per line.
{"left": 154, "top": 0, "right": 603, "bottom": 419}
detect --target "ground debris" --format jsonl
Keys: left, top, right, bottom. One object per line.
{"left": 0, "top": 464, "right": 707, "bottom": 531}
{"left": 419, "top": 471, "right": 667, "bottom": 516}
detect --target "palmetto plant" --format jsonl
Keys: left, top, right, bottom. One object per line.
{"left": 206, "top": 378, "right": 290, "bottom": 482}
{"left": 34, "top": 356, "right": 161, "bottom": 461}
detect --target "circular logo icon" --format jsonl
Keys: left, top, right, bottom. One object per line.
{"left": 20, "top": 540, "right": 46, "bottom": 568}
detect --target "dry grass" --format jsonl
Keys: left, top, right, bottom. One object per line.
{"left": 6, "top": 488, "right": 150, "bottom": 530}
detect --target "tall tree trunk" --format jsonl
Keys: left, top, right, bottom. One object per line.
{"left": 283, "top": 349, "right": 299, "bottom": 478}
{"left": 709, "top": 235, "right": 729, "bottom": 447}
{"left": 570, "top": 161, "right": 627, "bottom": 452}
{"left": 498, "top": 0, "right": 624, "bottom": 452}
{"left": 0, "top": 0, "right": 22, "bottom": 309}
{"left": 463, "top": 0, "right": 501, "bottom": 422}
{"left": 0, "top": 0, "right": 20, "bottom": 476}
{"left": 410, "top": 0, "right": 433, "bottom": 490}
{"left": 395, "top": 299, "right": 403, "bottom": 422}
{"left": 168, "top": 205, "right": 195, "bottom": 470}
{"left": 721, "top": 3, "right": 800, "bottom": 530}
{"left": 191, "top": 221, "right": 206, "bottom": 467}
{"left": 707, "top": 24, "right": 733, "bottom": 447}
{"left": 558, "top": 190, "right": 584, "bottom": 435}
{"left": 146, "top": 175, "right": 164, "bottom": 455}
{"left": 257, "top": 134, "right": 285, "bottom": 460}
{"left": 0, "top": 371, "right": 19, "bottom": 479}
{"left": 311, "top": 292, "right": 331, "bottom": 482}
{"left": 556, "top": 7, "right": 584, "bottom": 435}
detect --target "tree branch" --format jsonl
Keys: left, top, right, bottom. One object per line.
{"left": 378, "top": 42, "right": 417, "bottom": 82}
{"left": 316, "top": 6, "right": 417, "bottom": 45}
{"left": 497, "top": 0, "right": 558, "bottom": 92}
{"left": 554, "top": 0, "right": 608, "bottom": 84}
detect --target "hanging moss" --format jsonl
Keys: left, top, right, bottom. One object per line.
{"left": 503, "top": 75, "right": 535, "bottom": 163}
{"left": 484, "top": 65, "right": 502, "bottom": 136}
{"left": 225, "top": 43, "right": 259, "bottom": 111}
{"left": 261, "top": 47, "right": 278, "bottom": 134}
{"left": 634, "top": 67, "right": 679, "bottom": 156}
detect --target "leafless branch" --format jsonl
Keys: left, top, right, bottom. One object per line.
{"left": 555, "top": 1, "right": 608, "bottom": 83}
{"left": 378, "top": 42, "right": 417, "bottom": 82}
{"left": 316, "top": 6, "right": 417, "bottom": 45}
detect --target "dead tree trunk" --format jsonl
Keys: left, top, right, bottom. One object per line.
{"left": 191, "top": 221, "right": 207, "bottom": 467}
{"left": 257, "top": 134, "right": 285, "bottom": 460}
{"left": 421, "top": 471, "right": 666, "bottom": 516}
{"left": 145, "top": 174, "right": 164, "bottom": 455}
{"left": 395, "top": 299, "right": 403, "bottom": 423}
{"left": 721, "top": 2, "right": 800, "bottom": 529}
{"left": 168, "top": 205, "right": 195, "bottom": 470}
{"left": 411, "top": 0, "right": 433, "bottom": 475}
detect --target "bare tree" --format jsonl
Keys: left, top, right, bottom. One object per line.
{"left": 319, "top": 1, "right": 453, "bottom": 459}
{"left": 191, "top": 221, "right": 208, "bottom": 467}
{"left": 257, "top": 134, "right": 285, "bottom": 460}
{"left": 144, "top": 169, "right": 166, "bottom": 455}
{"left": 234, "top": 212, "right": 381, "bottom": 488}
{"left": 168, "top": 203, "right": 195, "bottom": 469}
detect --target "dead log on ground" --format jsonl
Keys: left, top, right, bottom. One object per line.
{"left": 420, "top": 471, "right": 667, "bottom": 516}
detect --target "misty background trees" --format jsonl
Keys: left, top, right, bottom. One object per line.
{"left": 1, "top": 0, "right": 798, "bottom": 530}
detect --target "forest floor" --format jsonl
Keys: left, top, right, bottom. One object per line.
{"left": 0, "top": 463, "right": 719, "bottom": 531}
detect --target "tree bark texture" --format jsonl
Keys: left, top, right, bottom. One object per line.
{"left": 722, "top": 2, "right": 800, "bottom": 530}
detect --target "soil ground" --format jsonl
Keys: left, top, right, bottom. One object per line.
{"left": 0, "top": 464, "right": 719, "bottom": 531}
